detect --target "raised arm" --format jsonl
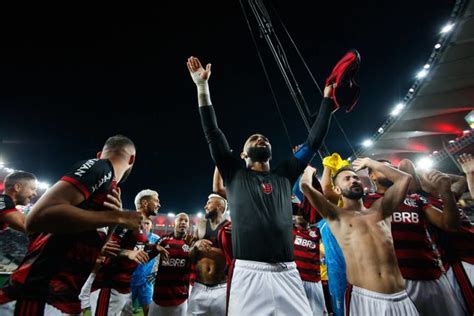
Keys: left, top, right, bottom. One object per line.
{"left": 458, "top": 153, "right": 473, "bottom": 197}
{"left": 420, "top": 170, "right": 461, "bottom": 231}
{"left": 354, "top": 158, "right": 412, "bottom": 217}
{"left": 187, "top": 56, "right": 235, "bottom": 170}
{"left": 321, "top": 165, "right": 340, "bottom": 204}
{"left": 300, "top": 166, "right": 339, "bottom": 220}
{"left": 212, "top": 166, "right": 227, "bottom": 199}
{"left": 293, "top": 85, "right": 335, "bottom": 165}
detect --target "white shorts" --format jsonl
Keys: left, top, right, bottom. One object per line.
{"left": 78, "top": 272, "right": 96, "bottom": 310}
{"left": 406, "top": 275, "right": 465, "bottom": 316}
{"left": 187, "top": 281, "right": 226, "bottom": 316}
{"left": 446, "top": 262, "right": 473, "bottom": 315}
{"left": 302, "top": 280, "right": 327, "bottom": 316}
{"left": 228, "top": 260, "right": 311, "bottom": 316}
{"left": 346, "top": 286, "right": 418, "bottom": 316}
{"left": 0, "top": 301, "right": 82, "bottom": 315}
{"left": 90, "top": 288, "right": 131, "bottom": 316}
{"left": 149, "top": 300, "right": 187, "bottom": 316}
{"left": 462, "top": 261, "right": 474, "bottom": 285}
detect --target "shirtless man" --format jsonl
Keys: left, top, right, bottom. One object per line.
{"left": 300, "top": 158, "right": 418, "bottom": 315}
{"left": 188, "top": 193, "right": 229, "bottom": 316}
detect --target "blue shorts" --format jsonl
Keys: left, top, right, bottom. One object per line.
{"left": 131, "top": 282, "right": 153, "bottom": 306}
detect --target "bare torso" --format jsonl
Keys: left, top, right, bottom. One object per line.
{"left": 330, "top": 209, "right": 405, "bottom": 293}
{"left": 195, "top": 248, "right": 227, "bottom": 285}
{"left": 195, "top": 219, "right": 227, "bottom": 285}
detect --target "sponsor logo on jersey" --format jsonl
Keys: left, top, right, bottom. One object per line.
{"left": 392, "top": 212, "right": 420, "bottom": 224}
{"left": 91, "top": 172, "right": 113, "bottom": 193}
{"left": 162, "top": 258, "right": 187, "bottom": 267}
{"left": 294, "top": 236, "right": 316, "bottom": 249}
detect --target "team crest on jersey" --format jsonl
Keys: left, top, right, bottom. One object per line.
{"left": 182, "top": 244, "right": 190, "bottom": 252}
{"left": 262, "top": 183, "right": 272, "bottom": 194}
{"left": 309, "top": 230, "right": 317, "bottom": 238}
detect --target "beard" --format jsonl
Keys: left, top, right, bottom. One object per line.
{"left": 120, "top": 166, "right": 133, "bottom": 183}
{"left": 378, "top": 178, "right": 394, "bottom": 188}
{"left": 341, "top": 184, "right": 364, "bottom": 200}
{"left": 16, "top": 195, "right": 29, "bottom": 206}
{"left": 247, "top": 146, "right": 272, "bottom": 162}
{"left": 148, "top": 206, "right": 159, "bottom": 216}
{"left": 205, "top": 209, "right": 217, "bottom": 219}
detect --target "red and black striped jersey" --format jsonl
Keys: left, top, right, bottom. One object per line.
{"left": 93, "top": 227, "right": 150, "bottom": 293}
{"left": 422, "top": 192, "right": 474, "bottom": 265}
{"left": 293, "top": 225, "right": 321, "bottom": 282}
{"left": 0, "top": 194, "right": 18, "bottom": 230}
{"left": 217, "top": 221, "right": 233, "bottom": 269}
{"left": 0, "top": 159, "right": 116, "bottom": 314}
{"left": 364, "top": 193, "right": 444, "bottom": 280}
{"left": 153, "top": 233, "right": 194, "bottom": 307}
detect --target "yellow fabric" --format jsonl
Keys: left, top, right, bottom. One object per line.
{"left": 320, "top": 242, "right": 327, "bottom": 280}
{"left": 322, "top": 153, "right": 350, "bottom": 174}
{"left": 323, "top": 153, "right": 350, "bottom": 208}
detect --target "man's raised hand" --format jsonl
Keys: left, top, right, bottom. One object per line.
{"left": 187, "top": 56, "right": 211, "bottom": 85}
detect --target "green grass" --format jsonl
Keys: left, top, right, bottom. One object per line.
{"left": 83, "top": 307, "right": 144, "bottom": 315}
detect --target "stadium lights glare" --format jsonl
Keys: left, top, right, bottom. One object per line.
{"left": 378, "top": 127, "right": 384, "bottom": 134}
{"left": 390, "top": 103, "right": 405, "bottom": 116}
{"left": 448, "top": 140, "right": 455, "bottom": 144}
{"left": 423, "top": 64, "right": 430, "bottom": 69}
{"left": 347, "top": 157, "right": 352, "bottom": 162}
{"left": 440, "top": 23, "right": 454, "bottom": 33}
{"left": 362, "top": 139, "right": 373, "bottom": 148}
{"left": 409, "top": 88, "right": 414, "bottom": 93}
{"left": 197, "top": 212, "right": 203, "bottom": 218}
{"left": 0, "top": 161, "right": 4, "bottom": 168}
{"left": 4, "top": 168, "right": 14, "bottom": 173}
{"left": 38, "top": 182, "right": 50, "bottom": 190}
{"left": 416, "top": 69, "right": 428, "bottom": 79}
{"left": 167, "top": 212, "right": 175, "bottom": 217}
{"left": 434, "top": 43, "right": 441, "bottom": 49}
{"left": 416, "top": 157, "right": 434, "bottom": 170}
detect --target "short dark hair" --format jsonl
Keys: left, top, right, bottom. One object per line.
{"left": 103, "top": 135, "right": 135, "bottom": 152}
{"left": 332, "top": 167, "right": 356, "bottom": 185}
{"left": 4, "top": 171, "right": 37, "bottom": 192}
{"left": 367, "top": 159, "right": 392, "bottom": 174}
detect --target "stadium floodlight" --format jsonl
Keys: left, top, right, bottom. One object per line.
{"left": 416, "top": 157, "right": 434, "bottom": 170}
{"left": 416, "top": 69, "right": 428, "bottom": 79}
{"left": 434, "top": 43, "right": 441, "bottom": 49}
{"left": 440, "top": 23, "right": 454, "bottom": 33}
{"left": 362, "top": 139, "right": 373, "bottom": 148}
{"left": 390, "top": 103, "right": 405, "bottom": 116}
{"left": 197, "top": 212, "right": 203, "bottom": 218}
{"left": 465, "top": 110, "right": 474, "bottom": 128}
{"left": 4, "top": 168, "right": 14, "bottom": 173}
{"left": 167, "top": 212, "right": 175, "bottom": 217}
{"left": 378, "top": 127, "right": 384, "bottom": 134}
{"left": 38, "top": 182, "right": 50, "bottom": 190}
{"left": 409, "top": 88, "right": 414, "bottom": 93}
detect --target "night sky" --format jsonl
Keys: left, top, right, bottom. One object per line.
{"left": 0, "top": 1, "right": 455, "bottom": 212}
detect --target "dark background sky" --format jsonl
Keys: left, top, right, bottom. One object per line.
{"left": 0, "top": 1, "right": 455, "bottom": 212}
